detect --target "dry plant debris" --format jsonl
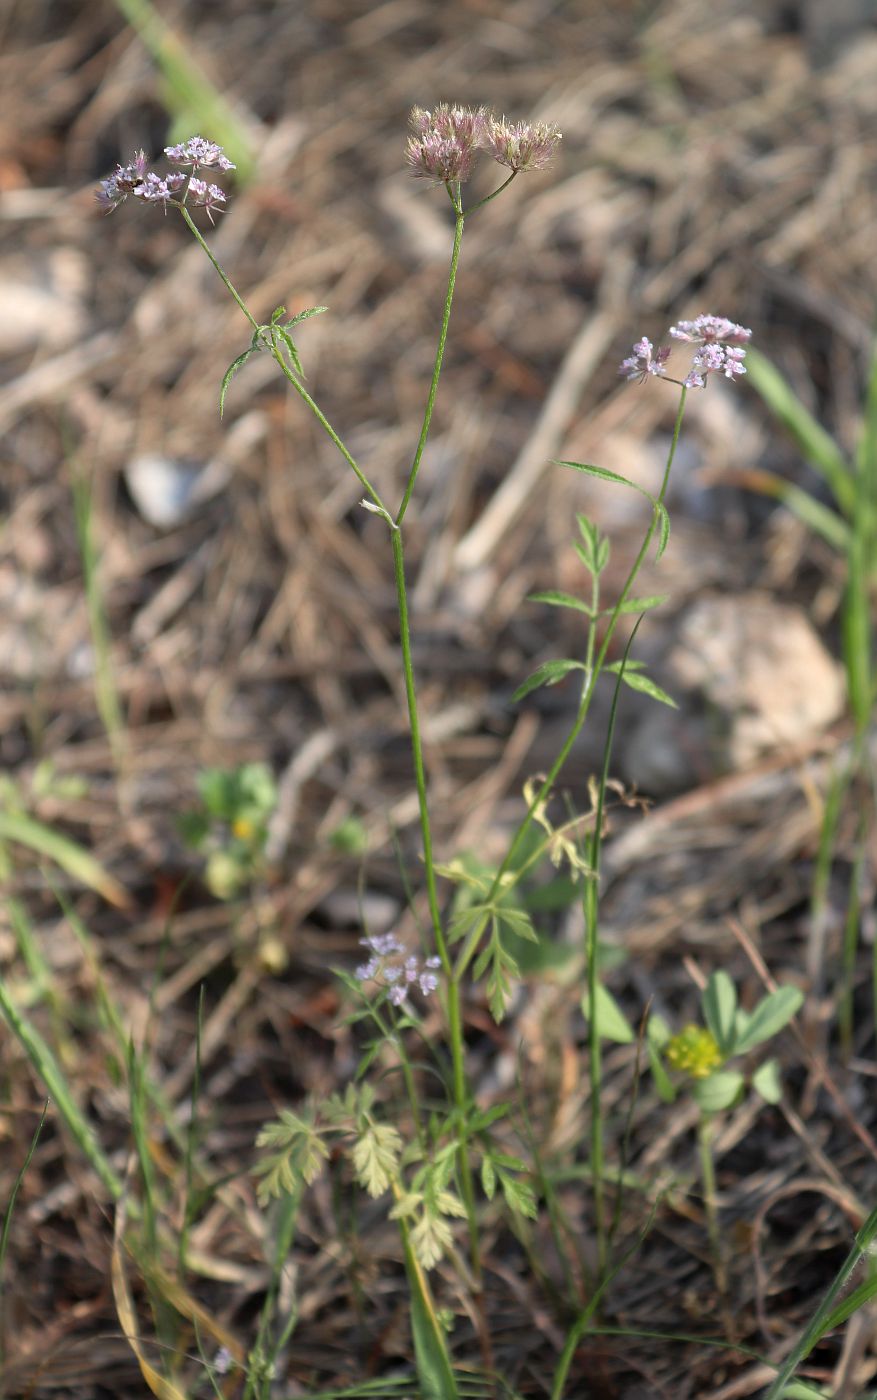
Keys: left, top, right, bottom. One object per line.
{"left": 1, "top": 1, "right": 876, "bottom": 1396}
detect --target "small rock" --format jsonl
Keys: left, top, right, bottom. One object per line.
{"left": 671, "top": 593, "right": 845, "bottom": 767}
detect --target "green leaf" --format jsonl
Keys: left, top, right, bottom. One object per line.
{"left": 219, "top": 347, "right": 255, "bottom": 418}
{"left": 647, "top": 1037, "right": 676, "bottom": 1102}
{"left": 739, "top": 468, "right": 850, "bottom": 554}
{"left": 702, "top": 971, "right": 738, "bottom": 1056}
{"left": 609, "top": 593, "right": 669, "bottom": 615}
{"left": 616, "top": 670, "right": 678, "bottom": 708}
{"left": 352, "top": 1123, "right": 402, "bottom": 1197}
{"left": 604, "top": 658, "right": 647, "bottom": 673}
{"left": 734, "top": 986, "right": 803, "bottom": 1054}
{"left": 271, "top": 324, "right": 303, "bottom": 377}
{"left": 527, "top": 589, "right": 592, "bottom": 615}
{"left": 647, "top": 1012, "right": 671, "bottom": 1048}
{"left": 403, "top": 1248, "right": 460, "bottom": 1399}
{"left": 654, "top": 502, "right": 671, "bottom": 560}
{"left": 576, "top": 511, "right": 599, "bottom": 561}
{"left": 820, "top": 1271, "right": 877, "bottom": 1333}
{"left": 470, "top": 1103, "right": 511, "bottom": 1132}
{"left": 498, "top": 1171, "right": 538, "bottom": 1220}
{"left": 556, "top": 460, "right": 648, "bottom": 494}
{"left": 485, "top": 956, "right": 516, "bottom": 1023}
{"left": 284, "top": 305, "right": 329, "bottom": 330}
{"left": 481, "top": 1157, "right": 496, "bottom": 1200}
{"left": 690, "top": 1070, "right": 744, "bottom": 1113}
{"left": 0, "top": 811, "right": 130, "bottom": 910}
{"left": 752, "top": 1057, "right": 783, "bottom": 1105}
{"left": 388, "top": 1190, "right": 422, "bottom": 1221}
{"left": 581, "top": 983, "right": 634, "bottom": 1044}
{"left": 512, "top": 658, "right": 587, "bottom": 703}
{"left": 558, "top": 461, "right": 671, "bottom": 557}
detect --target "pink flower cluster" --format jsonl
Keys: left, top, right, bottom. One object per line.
{"left": 618, "top": 337, "right": 671, "bottom": 384}
{"left": 406, "top": 104, "right": 561, "bottom": 184}
{"left": 97, "top": 137, "right": 235, "bottom": 222}
{"left": 619, "top": 314, "right": 752, "bottom": 390}
{"left": 355, "top": 933, "right": 441, "bottom": 1007}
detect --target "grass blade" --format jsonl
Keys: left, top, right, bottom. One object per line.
{"left": 0, "top": 810, "right": 130, "bottom": 909}
{"left": 745, "top": 348, "right": 854, "bottom": 514}
{"left": 0, "top": 981, "right": 122, "bottom": 1200}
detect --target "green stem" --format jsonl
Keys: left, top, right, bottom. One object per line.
{"left": 390, "top": 527, "right": 481, "bottom": 1277}
{"left": 465, "top": 170, "right": 518, "bottom": 215}
{"left": 395, "top": 201, "right": 464, "bottom": 525}
{"left": 179, "top": 204, "right": 387, "bottom": 512}
{"left": 179, "top": 205, "right": 259, "bottom": 331}
{"left": 697, "top": 1113, "right": 725, "bottom": 1295}
{"left": 586, "top": 617, "right": 644, "bottom": 1281}
{"left": 390, "top": 528, "right": 448, "bottom": 969}
{"left": 268, "top": 345, "right": 386, "bottom": 510}
{"left": 551, "top": 1197, "right": 660, "bottom": 1400}
{"left": 762, "top": 1203, "right": 877, "bottom": 1400}
{"left": 487, "top": 387, "right": 687, "bottom": 904}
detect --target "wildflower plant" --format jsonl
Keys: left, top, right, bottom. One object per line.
{"left": 648, "top": 969, "right": 803, "bottom": 1113}
{"left": 98, "top": 113, "right": 794, "bottom": 1398}
{"left": 646, "top": 970, "right": 803, "bottom": 1319}
{"left": 179, "top": 762, "right": 278, "bottom": 899}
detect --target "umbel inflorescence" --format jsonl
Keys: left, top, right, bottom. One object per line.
{"left": 98, "top": 108, "right": 560, "bottom": 228}
{"left": 96, "top": 137, "right": 235, "bottom": 221}
{"left": 619, "top": 314, "right": 752, "bottom": 390}
{"left": 406, "top": 103, "right": 562, "bottom": 183}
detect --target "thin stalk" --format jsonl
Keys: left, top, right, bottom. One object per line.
{"left": 72, "top": 468, "right": 126, "bottom": 770}
{"left": 390, "top": 528, "right": 481, "bottom": 1277}
{"left": 390, "top": 528, "right": 448, "bottom": 970}
{"left": 551, "top": 1198, "right": 660, "bottom": 1400}
{"left": 583, "top": 565, "right": 606, "bottom": 1274}
{"left": 0, "top": 1103, "right": 48, "bottom": 1384}
{"left": 366, "top": 998, "right": 426, "bottom": 1149}
{"left": 585, "top": 617, "right": 644, "bottom": 1279}
{"left": 465, "top": 170, "right": 518, "bottom": 216}
{"left": 840, "top": 841, "right": 864, "bottom": 1063}
{"left": 697, "top": 1113, "right": 732, "bottom": 1337}
{"left": 0, "top": 980, "right": 122, "bottom": 1200}
{"left": 179, "top": 205, "right": 259, "bottom": 331}
{"left": 469, "top": 388, "right": 688, "bottom": 947}
{"left": 762, "top": 1203, "right": 877, "bottom": 1400}
{"left": 268, "top": 347, "right": 387, "bottom": 510}
{"left": 179, "top": 205, "right": 386, "bottom": 511}
{"left": 396, "top": 199, "right": 464, "bottom": 525}
{"left": 392, "top": 1180, "right": 461, "bottom": 1400}
{"left": 242, "top": 1187, "right": 302, "bottom": 1400}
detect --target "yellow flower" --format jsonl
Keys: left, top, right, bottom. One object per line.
{"left": 665, "top": 1024, "right": 722, "bottom": 1079}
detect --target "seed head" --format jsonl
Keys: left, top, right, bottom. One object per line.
{"left": 406, "top": 103, "right": 486, "bottom": 183}
{"left": 481, "top": 116, "right": 562, "bottom": 172}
